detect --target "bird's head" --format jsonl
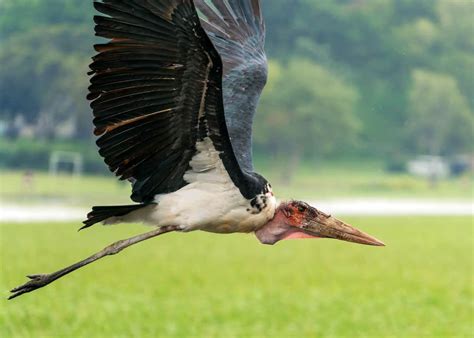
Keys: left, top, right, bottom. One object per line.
{"left": 255, "top": 200, "right": 385, "bottom": 246}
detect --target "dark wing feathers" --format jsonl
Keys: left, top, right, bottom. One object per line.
{"left": 195, "top": 0, "right": 267, "bottom": 171}
{"left": 90, "top": 0, "right": 264, "bottom": 203}
{"left": 91, "top": 0, "right": 210, "bottom": 202}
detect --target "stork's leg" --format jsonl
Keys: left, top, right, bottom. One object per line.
{"left": 9, "top": 225, "right": 180, "bottom": 300}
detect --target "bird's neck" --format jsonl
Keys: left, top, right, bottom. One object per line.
{"left": 254, "top": 208, "right": 289, "bottom": 245}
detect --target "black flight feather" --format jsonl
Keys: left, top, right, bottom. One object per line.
{"left": 88, "top": 0, "right": 267, "bottom": 208}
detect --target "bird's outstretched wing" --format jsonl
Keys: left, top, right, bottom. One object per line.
{"left": 195, "top": 0, "right": 267, "bottom": 172}
{"left": 89, "top": 0, "right": 264, "bottom": 202}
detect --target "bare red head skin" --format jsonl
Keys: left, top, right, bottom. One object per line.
{"left": 255, "top": 201, "right": 385, "bottom": 246}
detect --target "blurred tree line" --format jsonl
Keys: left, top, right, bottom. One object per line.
{"left": 0, "top": 0, "right": 473, "bottom": 171}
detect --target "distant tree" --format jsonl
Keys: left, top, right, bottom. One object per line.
{"left": 434, "top": 0, "right": 474, "bottom": 109}
{"left": 0, "top": 0, "right": 93, "bottom": 39}
{"left": 255, "top": 59, "right": 359, "bottom": 181}
{"left": 436, "top": 0, "right": 474, "bottom": 51}
{"left": 394, "top": 18, "right": 438, "bottom": 63}
{"left": 405, "top": 70, "right": 473, "bottom": 156}
{"left": 0, "top": 25, "right": 93, "bottom": 139}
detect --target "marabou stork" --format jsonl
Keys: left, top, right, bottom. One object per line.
{"left": 9, "top": 0, "right": 384, "bottom": 300}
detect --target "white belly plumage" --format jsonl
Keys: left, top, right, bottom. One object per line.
{"left": 147, "top": 182, "right": 275, "bottom": 233}
{"left": 115, "top": 138, "right": 277, "bottom": 233}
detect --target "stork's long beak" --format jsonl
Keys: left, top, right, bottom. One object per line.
{"left": 303, "top": 211, "right": 385, "bottom": 246}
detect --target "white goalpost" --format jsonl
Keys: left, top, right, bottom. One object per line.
{"left": 48, "top": 151, "right": 84, "bottom": 177}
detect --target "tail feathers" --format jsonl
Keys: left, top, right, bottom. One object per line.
{"left": 80, "top": 204, "right": 147, "bottom": 231}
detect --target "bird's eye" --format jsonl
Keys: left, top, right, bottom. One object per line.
{"left": 298, "top": 205, "right": 306, "bottom": 213}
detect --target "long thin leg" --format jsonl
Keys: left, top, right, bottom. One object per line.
{"left": 9, "top": 225, "right": 180, "bottom": 300}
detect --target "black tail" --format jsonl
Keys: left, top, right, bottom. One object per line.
{"left": 80, "top": 204, "right": 147, "bottom": 231}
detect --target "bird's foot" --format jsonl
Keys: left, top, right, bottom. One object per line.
{"left": 9, "top": 273, "right": 52, "bottom": 300}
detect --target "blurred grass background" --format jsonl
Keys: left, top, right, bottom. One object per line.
{"left": 1, "top": 166, "right": 472, "bottom": 206}
{"left": 1, "top": 217, "right": 472, "bottom": 337}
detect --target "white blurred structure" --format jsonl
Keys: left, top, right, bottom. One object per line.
{"left": 407, "top": 155, "right": 450, "bottom": 179}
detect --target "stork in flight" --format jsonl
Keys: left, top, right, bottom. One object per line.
{"left": 10, "top": 0, "right": 384, "bottom": 300}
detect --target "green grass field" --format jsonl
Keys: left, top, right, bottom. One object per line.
{"left": 2, "top": 217, "right": 473, "bottom": 337}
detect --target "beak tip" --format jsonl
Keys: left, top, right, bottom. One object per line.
{"left": 371, "top": 238, "right": 386, "bottom": 247}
